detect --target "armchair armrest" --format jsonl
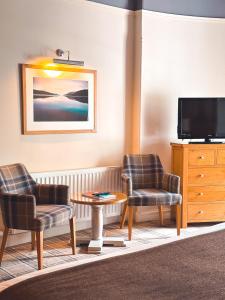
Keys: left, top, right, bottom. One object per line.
{"left": 121, "top": 174, "right": 133, "bottom": 196}
{"left": 0, "top": 193, "right": 36, "bottom": 230}
{"left": 34, "top": 184, "right": 70, "bottom": 205}
{"left": 162, "top": 173, "right": 180, "bottom": 194}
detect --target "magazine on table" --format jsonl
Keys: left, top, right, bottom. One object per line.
{"left": 82, "top": 191, "right": 116, "bottom": 200}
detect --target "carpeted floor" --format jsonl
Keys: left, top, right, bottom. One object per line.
{"left": 1, "top": 228, "right": 225, "bottom": 300}
{"left": 0, "top": 220, "right": 212, "bottom": 282}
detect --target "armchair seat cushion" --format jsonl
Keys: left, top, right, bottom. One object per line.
{"left": 33, "top": 205, "right": 75, "bottom": 231}
{"left": 128, "top": 188, "right": 182, "bottom": 206}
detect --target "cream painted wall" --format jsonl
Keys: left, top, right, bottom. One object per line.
{"left": 0, "top": 0, "right": 134, "bottom": 172}
{"left": 130, "top": 10, "right": 142, "bottom": 153}
{"left": 2, "top": 1, "right": 225, "bottom": 224}
{"left": 140, "top": 11, "right": 225, "bottom": 170}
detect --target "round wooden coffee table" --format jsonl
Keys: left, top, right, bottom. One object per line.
{"left": 71, "top": 192, "right": 127, "bottom": 253}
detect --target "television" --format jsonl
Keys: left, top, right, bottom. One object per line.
{"left": 177, "top": 98, "right": 225, "bottom": 143}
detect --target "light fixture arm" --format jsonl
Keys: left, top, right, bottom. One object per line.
{"left": 54, "top": 49, "right": 84, "bottom": 66}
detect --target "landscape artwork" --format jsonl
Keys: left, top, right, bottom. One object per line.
{"left": 33, "top": 77, "right": 88, "bottom": 122}
{"left": 22, "top": 64, "right": 96, "bottom": 134}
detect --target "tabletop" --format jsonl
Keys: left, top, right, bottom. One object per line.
{"left": 71, "top": 192, "right": 127, "bottom": 206}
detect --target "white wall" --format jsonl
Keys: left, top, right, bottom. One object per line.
{"left": 0, "top": 0, "right": 134, "bottom": 172}
{"left": 3, "top": 1, "right": 225, "bottom": 173}
{"left": 140, "top": 11, "right": 225, "bottom": 170}
{"left": 2, "top": 1, "right": 225, "bottom": 225}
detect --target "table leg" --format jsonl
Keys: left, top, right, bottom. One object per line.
{"left": 88, "top": 205, "right": 126, "bottom": 253}
{"left": 91, "top": 205, "right": 103, "bottom": 240}
{"left": 88, "top": 205, "right": 104, "bottom": 253}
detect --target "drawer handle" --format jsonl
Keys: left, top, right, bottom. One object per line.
{"left": 198, "top": 210, "right": 204, "bottom": 214}
{"left": 199, "top": 174, "right": 205, "bottom": 178}
{"left": 198, "top": 192, "right": 204, "bottom": 196}
{"left": 199, "top": 156, "right": 205, "bottom": 159}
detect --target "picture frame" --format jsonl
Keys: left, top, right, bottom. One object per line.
{"left": 21, "top": 64, "right": 96, "bottom": 134}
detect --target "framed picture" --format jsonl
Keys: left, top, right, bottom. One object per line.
{"left": 21, "top": 64, "right": 96, "bottom": 134}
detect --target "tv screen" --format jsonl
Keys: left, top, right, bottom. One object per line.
{"left": 178, "top": 98, "right": 225, "bottom": 142}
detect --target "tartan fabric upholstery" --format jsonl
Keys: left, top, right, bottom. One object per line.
{"left": 34, "top": 184, "right": 69, "bottom": 205}
{"left": 122, "top": 154, "right": 182, "bottom": 206}
{"left": 162, "top": 173, "right": 180, "bottom": 194}
{"left": 0, "top": 163, "right": 75, "bottom": 231}
{"left": 121, "top": 174, "right": 133, "bottom": 196}
{"left": 0, "top": 163, "right": 36, "bottom": 194}
{"left": 35, "top": 205, "right": 74, "bottom": 231}
{"left": 0, "top": 193, "right": 36, "bottom": 230}
{"left": 129, "top": 189, "right": 182, "bottom": 206}
{"left": 122, "top": 154, "right": 164, "bottom": 190}
{"left": 0, "top": 195, "right": 74, "bottom": 231}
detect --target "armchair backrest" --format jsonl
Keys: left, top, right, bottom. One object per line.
{"left": 123, "top": 154, "right": 164, "bottom": 189}
{"left": 0, "top": 163, "right": 36, "bottom": 195}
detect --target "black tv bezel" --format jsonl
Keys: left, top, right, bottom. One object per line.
{"left": 177, "top": 97, "right": 225, "bottom": 142}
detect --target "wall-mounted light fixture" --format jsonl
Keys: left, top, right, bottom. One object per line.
{"left": 53, "top": 49, "right": 84, "bottom": 66}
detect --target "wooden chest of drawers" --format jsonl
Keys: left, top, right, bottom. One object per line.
{"left": 171, "top": 143, "right": 225, "bottom": 227}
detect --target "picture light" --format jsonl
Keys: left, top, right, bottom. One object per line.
{"left": 53, "top": 49, "right": 84, "bottom": 66}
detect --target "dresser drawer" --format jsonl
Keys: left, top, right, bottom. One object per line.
{"left": 188, "top": 203, "right": 225, "bottom": 222}
{"left": 188, "top": 150, "right": 215, "bottom": 166}
{"left": 217, "top": 150, "right": 225, "bottom": 165}
{"left": 188, "top": 168, "right": 225, "bottom": 185}
{"left": 188, "top": 186, "right": 225, "bottom": 202}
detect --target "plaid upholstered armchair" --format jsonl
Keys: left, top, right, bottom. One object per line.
{"left": 120, "top": 154, "right": 182, "bottom": 240}
{"left": 0, "top": 163, "right": 76, "bottom": 270}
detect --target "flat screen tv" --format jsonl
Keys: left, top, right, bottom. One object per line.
{"left": 178, "top": 98, "right": 225, "bottom": 143}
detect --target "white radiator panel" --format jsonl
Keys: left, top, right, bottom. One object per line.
{"left": 32, "top": 166, "right": 122, "bottom": 222}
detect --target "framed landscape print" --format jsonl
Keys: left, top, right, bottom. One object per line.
{"left": 21, "top": 64, "right": 96, "bottom": 134}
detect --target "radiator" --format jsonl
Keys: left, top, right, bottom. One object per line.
{"left": 32, "top": 166, "right": 122, "bottom": 222}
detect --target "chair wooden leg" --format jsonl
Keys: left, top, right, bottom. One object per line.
{"left": 0, "top": 227, "right": 9, "bottom": 266}
{"left": 128, "top": 206, "right": 134, "bottom": 241}
{"left": 176, "top": 204, "right": 181, "bottom": 236}
{"left": 36, "top": 231, "right": 43, "bottom": 270}
{"left": 69, "top": 217, "right": 76, "bottom": 255}
{"left": 120, "top": 202, "right": 128, "bottom": 229}
{"left": 158, "top": 205, "right": 164, "bottom": 226}
{"left": 31, "top": 231, "right": 36, "bottom": 250}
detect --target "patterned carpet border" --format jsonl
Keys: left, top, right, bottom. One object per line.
{"left": 0, "top": 221, "right": 225, "bottom": 292}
